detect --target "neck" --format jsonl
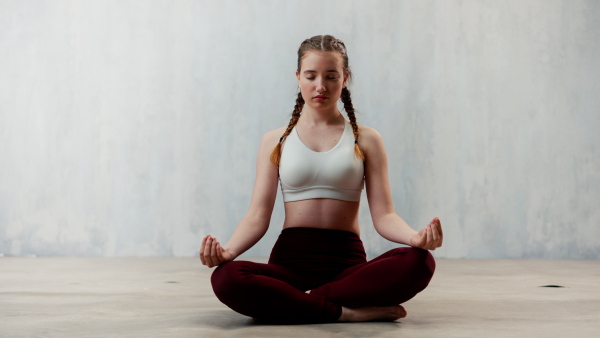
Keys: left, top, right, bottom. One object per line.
{"left": 299, "top": 106, "right": 344, "bottom": 127}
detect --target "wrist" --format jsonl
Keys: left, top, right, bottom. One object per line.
{"left": 223, "top": 246, "right": 236, "bottom": 259}
{"left": 406, "top": 230, "right": 419, "bottom": 246}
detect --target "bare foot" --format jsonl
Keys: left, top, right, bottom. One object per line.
{"left": 338, "top": 305, "right": 407, "bottom": 322}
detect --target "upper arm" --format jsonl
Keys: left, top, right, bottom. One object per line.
{"left": 361, "top": 126, "right": 396, "bottom": 227}
{"left": 245, "top": 128, "right": 284, "bottom": 224}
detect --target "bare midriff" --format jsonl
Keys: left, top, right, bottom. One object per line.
{"left": 282, "top": 198, "right": 361, "bottom": 236}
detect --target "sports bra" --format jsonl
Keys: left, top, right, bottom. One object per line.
{"left": 279, "top": 118, "right": 365, "bottom": 202}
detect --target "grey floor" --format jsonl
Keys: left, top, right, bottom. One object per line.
{"left": 1, "top": 257, "right": 599, "bottom": 338}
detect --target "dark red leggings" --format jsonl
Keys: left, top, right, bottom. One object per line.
{"left": 211, "top": 227, "right": 435, "bottom": 323}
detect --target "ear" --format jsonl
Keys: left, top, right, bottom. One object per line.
{"left": 296, "top": 70, "right": 300, "bottom": 81}
{"left": 343, "top": 73, "right": 349, "bottom": 88}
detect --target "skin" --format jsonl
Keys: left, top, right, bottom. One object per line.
{"left": 200, "top": 50, "right": 443, "bottom": 322}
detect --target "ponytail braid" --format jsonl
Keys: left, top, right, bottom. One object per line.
{"left": 341, "top": 87, "right": 365, "bottom": 160}
{"left": 270, "top": 91, "right": 305, "bottom": 166}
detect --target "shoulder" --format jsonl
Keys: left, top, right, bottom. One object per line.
{"left": 261, "top": 126, "right": 287, "bottom": 146}
{"left": 256, "top": 126, "right": 287, "bottom": 154}
{"left": 357, "top": 124, "right": 386, "bottom": 157}
{"left": 357, "top": 124, "right": 387, "bottom": 163}
{"left": 357, "top": 124, "right": 383, "bottom": 143}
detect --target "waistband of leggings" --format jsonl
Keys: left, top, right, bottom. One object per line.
{"left": 280, "top": 226, "right": 360, "bottom": 238}
{"left": 273, "top": 226, "right": 365, "bottom": 257}
{"left": 270, "top": 226, "right": 366, "bottom": 267}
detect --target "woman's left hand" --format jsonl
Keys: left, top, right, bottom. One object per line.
{"left": 409, "top": 217, "right": 443, "bottom": 250}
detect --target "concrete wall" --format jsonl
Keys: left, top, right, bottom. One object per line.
{"left": 1, "top": 0, "right": 598, "bottom": 258}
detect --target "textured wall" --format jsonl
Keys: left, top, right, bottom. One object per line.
{"left": 1, "top": 0, "right": 598, "bottom": 258}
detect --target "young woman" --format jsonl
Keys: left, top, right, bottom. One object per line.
{"left": 200, "top": 35, "right": 443, "bottom": 324}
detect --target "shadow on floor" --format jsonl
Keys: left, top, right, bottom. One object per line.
{"left": 196, "top": 309, "right": 403, "bottom": 337}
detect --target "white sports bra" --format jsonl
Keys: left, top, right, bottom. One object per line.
{"left": 279, "top": 118, "right": 365, "bottom": 202}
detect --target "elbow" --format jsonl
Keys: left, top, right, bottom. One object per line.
{"left": 244, "top": 212, "right": 271, "bottom": 233}
{"left": 371, "top": 212, "right": 393, "bottom": 231}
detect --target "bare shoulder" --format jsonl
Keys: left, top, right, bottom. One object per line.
{"left": 358, "top": 124, "right": 383, "bottom": 142}
{"left": 260, "top": 126, "right": 287, "bottom": 148}
{"left": 357, "top": 124, "right": 386, "bottom": 156}
{"left": 262, "top": 127, "right": 286, "bottom": 146}
{"left": 265, "top": 126, "right": 287, "bottom": 139}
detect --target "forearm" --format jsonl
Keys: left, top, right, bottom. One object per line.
{"left": 374, "top": 213, "right": 419, "bottom": 246}
{"left": 222, "top": 214, "right": 270, "bottom": 259}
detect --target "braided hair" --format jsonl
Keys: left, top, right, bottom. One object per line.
{"left": 269, "top": 91, "right": 304, "bottom": 165}
{"left": 341, "top": 87, "right": 364, "bottom": 160}
{"left": 270, "top": 35, "right": 365, "bottom": 166}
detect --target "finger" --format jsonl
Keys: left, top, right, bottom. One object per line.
{"left": 430, "top": 230, "right": 440, "bottom": 249}
{"left": 431, "top": 223, "right": 440, "bottom": 244}
{"left": 203, "top": 237, "right": 213, "bottom": 267}
{"left": 199, "top": 236, "right": 209, "bottom": 264}
{"left": 434, "top": 218, "right": 443, "bottom": 247}
{"left": 211, "top": 239, "right": 218, "bottom": 263}
{"left": 204, "top": 237, "right": 214, "bottom": 267}
{"left": 200, "top": 249, "right": 206, "bottom": 265}
{"left": 216, "top": 242, "right": 225, "bottom": 262}
{"left": 426, "top": 225, "right": 433, "bottom": 249}
{"left": 436, "top": 217, "right": 443, "bottom": 238}
{"left": 209, "top": 236, "right": 218, "bottom": 264}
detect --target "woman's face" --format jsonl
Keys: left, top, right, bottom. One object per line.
{"left": 296, "top": 51, "right": 348, "bottom": 111}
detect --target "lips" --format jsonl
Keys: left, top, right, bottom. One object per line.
{"left": 314, "top": 95, "right": 328, "bottom": 100}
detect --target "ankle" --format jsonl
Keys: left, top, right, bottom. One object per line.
{"left": 338, "top": 306, "right": 351, "bottom": 322}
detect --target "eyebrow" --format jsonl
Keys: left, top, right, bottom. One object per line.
{"left": 303, "top": 70, "right": 340, "bottom": 74}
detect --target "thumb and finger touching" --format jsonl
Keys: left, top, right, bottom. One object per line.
{"left": 200, "top": 235, "right": 231, "bottom": 268}
{"left": 412, "top": 217, "right": 444, "bottom": 250}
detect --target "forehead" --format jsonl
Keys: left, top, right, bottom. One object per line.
{"left": 300, "top": 51, "right": 343, "bottom": 71}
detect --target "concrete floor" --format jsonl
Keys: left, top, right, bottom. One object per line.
{"left": 1, "top": 258, "right": 599, "bottom": 338}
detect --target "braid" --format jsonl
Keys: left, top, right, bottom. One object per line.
{"left": 341, "top": 87, "right": 365, "bottom": 160}
{"left": 270, "top": 91, "right": 305, "bottom": 166}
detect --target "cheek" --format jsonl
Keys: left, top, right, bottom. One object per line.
{"left": 329, "top": 79, "right": 343, "bottom": 88}
{"left": 298, "top": 79, "right": 310, "bottom": 90}
{"left": 329, "top": 82, "right": 344, "bottom": 94}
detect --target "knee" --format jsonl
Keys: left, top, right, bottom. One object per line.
{"left": 381, "top": 248, "right": 436, "bottom": 304}
{"left": 211, "top": 260, "right": 247, "bottom": 300}
{"left": 409, "top": 247, "right": 436, "bottom": 286}
{"left": 392, "top": 247, "right": 436, "bottom": 285}
{"left": 406, "top": 246, "right": 434, "bottom": 271}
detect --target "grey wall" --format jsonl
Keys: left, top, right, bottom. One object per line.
{"left": 1, "top": 0, "right": 598, "bottom": 258}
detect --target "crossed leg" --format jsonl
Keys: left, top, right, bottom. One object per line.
{"left": 210, "top": 246, "right": 435, "bottom": 323}
{"left": 211, "top": 260, "right": 343, "bottom": 323}
{"left": 310, "top": 246, "right": 436, "bottom": 307}
{"left": 308, "top": 246, "right": 435, "bottom": 322}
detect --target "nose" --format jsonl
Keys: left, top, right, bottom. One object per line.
{"left": 316, "top": 78, "right": 326, "bottom": 93}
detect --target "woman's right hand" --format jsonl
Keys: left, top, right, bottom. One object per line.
{"left": 199, "top": 235, "right": 234, "bottom": 268}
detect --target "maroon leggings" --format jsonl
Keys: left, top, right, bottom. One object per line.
{"left": 211, "top": 227, "right": 435, "bottom": 323}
